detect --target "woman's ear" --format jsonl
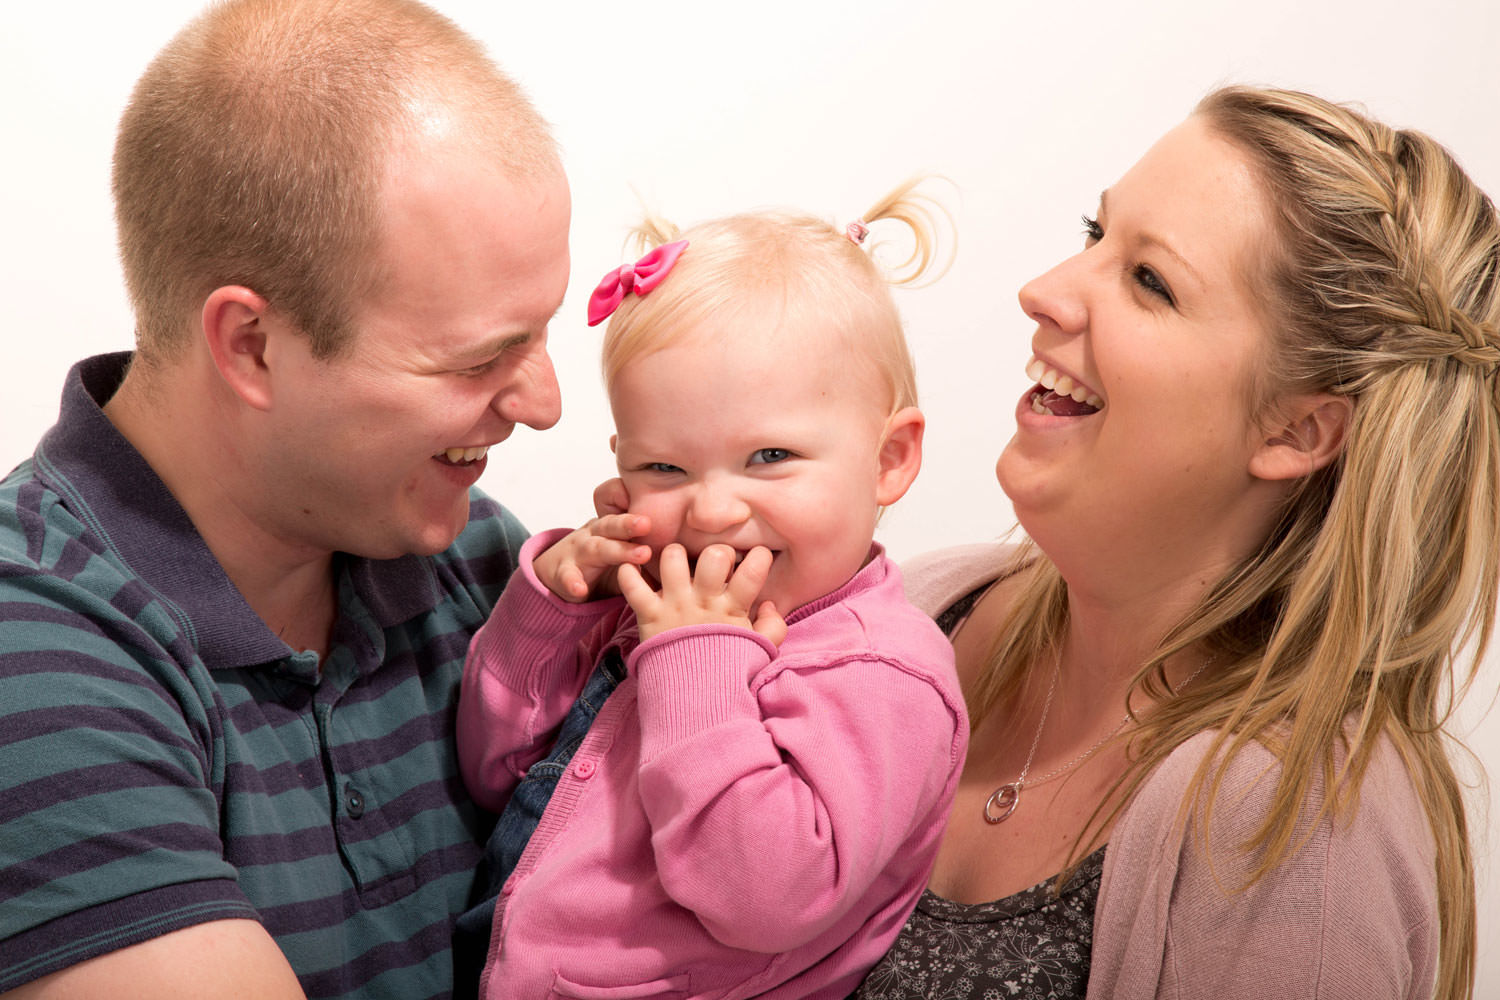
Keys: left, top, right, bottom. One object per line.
{"left": 201, "top": 285, "right": 275, "bottom": 411}
{"left": 1248, "top": 392, "right": 1351, "bottom": 481}
{"left": 875, "top": 406, "right": 925, "bottom": 506}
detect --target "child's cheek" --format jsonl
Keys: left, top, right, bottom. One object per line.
{"left": 624, "top": 491, "right": 680, "bottom": 553}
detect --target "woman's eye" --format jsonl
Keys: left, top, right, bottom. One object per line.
{"left": 1133, "top": 265, "right": 1175, "bottom": 306}
{"left": 1081, "top": 214, "right": 1104, "bottom": 245}
{"left": 749, "top": 448, "right": 791, "bottom": 465}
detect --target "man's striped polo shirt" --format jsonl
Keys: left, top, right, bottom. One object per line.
{"left": 0, "top": 353, "right": 524, "bottom": 998}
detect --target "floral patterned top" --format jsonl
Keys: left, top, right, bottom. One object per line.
{"left": 848, "top": 847, "right": 1102, "bottom": 1000}
{"left": 848, "top": 585, "right": 1103, "bottom": 1000}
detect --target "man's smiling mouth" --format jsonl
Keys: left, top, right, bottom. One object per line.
{"left": 435, "top": 446, "right": 489, "bottom": 466}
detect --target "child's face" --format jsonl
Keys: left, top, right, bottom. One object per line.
{"left": 609, "top": 327, "right": 895, "bottom": 616}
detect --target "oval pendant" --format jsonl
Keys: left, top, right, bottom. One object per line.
{"left": 984, "top": 783, "right": 1020, "bottom": 824}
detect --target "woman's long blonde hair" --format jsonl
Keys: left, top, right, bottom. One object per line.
{"left": 974, "top": 86, "right": 1497, "bottom": 999}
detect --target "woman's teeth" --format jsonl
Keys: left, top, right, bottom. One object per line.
{"left": 438, "top": 445, "right": 489, "bottom": 464}
{"left": 1025, "top": 357, "right": 1104, "bottom": 410}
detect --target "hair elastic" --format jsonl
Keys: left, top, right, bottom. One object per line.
{"left": 587, "top": 240, "right": 690, "bottom": 326}
{"left": 845, "top": 220, "right": 870, "bottom": 245}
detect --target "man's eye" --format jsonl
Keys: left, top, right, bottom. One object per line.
{"left": 749, "top": 448, "right": 791, "bottom": 465}
{"left": 456, "top": 358, "right": 500, "bottom": 377}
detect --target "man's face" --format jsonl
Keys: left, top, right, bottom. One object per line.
{"left": 261, "top": 139, "right": 571, "bottom": 559}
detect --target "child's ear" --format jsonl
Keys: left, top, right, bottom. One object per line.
{"left": 875, "top": 406, "right": 925, "bottom": 506}
{"left": 1248, "top": 392, "right": 1351, "bottom": 481}
{"left": 202, "top": 285, "right": 275, "bottom": 411}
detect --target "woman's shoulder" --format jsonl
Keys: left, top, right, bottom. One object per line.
{"left": 1117, "top": 727, "right": 1433, "bottom": 856}
{"left": 899, "top": 541, "right": 1028, "bottom": 618}
{"left": 1091, "top": 728, "right": 1439, "bottom": 999}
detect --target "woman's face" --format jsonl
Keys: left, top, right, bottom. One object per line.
{"left": 998, "top": 115, "right": 1288, "bottom": 572}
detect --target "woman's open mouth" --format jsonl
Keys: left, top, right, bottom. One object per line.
{"left": 1025, "top": 356, "right": 1103, "bottom": 416}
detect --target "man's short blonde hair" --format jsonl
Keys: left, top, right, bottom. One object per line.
{"left": 113, "top": 0, "right": 558, "bottom": 362}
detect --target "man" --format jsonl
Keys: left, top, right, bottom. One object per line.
{"left": 0, "top": 1, "right": 569, "bottom": 996}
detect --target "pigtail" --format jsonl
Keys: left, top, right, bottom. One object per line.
{"left": 854, "top": 176, "right": 957, "bottom": 287}
{"left": 626, "top": 213, "right": 683, "bottom": 257}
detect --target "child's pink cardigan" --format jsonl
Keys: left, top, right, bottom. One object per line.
{"left": 458, "top": 530, "right": 968, "bottom": 999}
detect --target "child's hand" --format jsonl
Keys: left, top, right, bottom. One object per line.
{"left": 592, "top": 477, "right": 631, "bottom": 517}
{"left": 533, "top": 514, "right": 653, "bottom": 603}
{"left": 617, "top": 543, "right": 787, "bottom": 646}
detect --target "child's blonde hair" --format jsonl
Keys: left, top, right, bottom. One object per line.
{"left": 599, "top": 178, "right": 952, "bottom": 416}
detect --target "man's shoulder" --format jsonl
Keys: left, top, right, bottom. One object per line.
{"left": 0, "top": 456, "right": 118, "bottom": 580}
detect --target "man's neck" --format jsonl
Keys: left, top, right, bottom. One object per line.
{"left": 103, "top": 357, "right": 338, "bottom": 659}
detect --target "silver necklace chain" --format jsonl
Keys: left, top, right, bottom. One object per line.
{"left": 982, "top": 656, "right": 1213, "bottom": 825}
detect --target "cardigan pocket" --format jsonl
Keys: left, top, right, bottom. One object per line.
{"left": 548, "top": 972, "right": 691, "bottom": 999}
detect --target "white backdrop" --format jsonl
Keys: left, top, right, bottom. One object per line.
{"left": 3, "top": 0, "right": 1497, "bottom": 989}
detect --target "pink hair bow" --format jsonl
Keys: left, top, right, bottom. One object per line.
{"left": 586, "top": 239, "right": 690, "bottom": 326}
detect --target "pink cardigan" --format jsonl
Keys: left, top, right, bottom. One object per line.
{"left": 458, "top": 530, "right": 967, "bottom": 999}
{"left": 901, "top": 542, "right": 1441, "bottom": 1000}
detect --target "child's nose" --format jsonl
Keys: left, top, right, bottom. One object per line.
{"left": 685, "top": 479, "right": 751, "bottom": 534}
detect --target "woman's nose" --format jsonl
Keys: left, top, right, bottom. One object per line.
{"left": 1017, "top": 251, "right": 1089, "bottom": 337}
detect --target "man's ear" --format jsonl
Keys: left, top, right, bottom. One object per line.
{"left": 1248, "top": 392, "right": 1351, "bottom": 481}
{"left": 875, "top": 406, "right": 925, "bottom": 506}
{"left": 201, "top": 286, "right": 275, "bottom": 411}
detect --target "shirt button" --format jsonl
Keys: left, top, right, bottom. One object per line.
{"left": 344, "top": 787, "right": 366, "bottom": 818}
{"left": 573, "top": 759, "right": 596, "bottom": 779}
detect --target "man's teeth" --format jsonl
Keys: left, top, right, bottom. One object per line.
{"left": 1025, "top": 357, "right": 1104, "bottom": 409}
{"left": 439, "top": 445, "right": 490, "bottom": 463}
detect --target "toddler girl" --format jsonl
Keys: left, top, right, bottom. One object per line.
{"left": 456, "top": 180, "right": 967, "bottom": 999}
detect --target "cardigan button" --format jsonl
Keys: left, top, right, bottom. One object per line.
{"left": 573, "top": 759, "right": 596, "bottom": 779}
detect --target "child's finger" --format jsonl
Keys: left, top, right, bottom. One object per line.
{"left": 615, "top": 562, "right": 658, "bottom": 613}
{"left": 655, "top": 543, "right": 692, "bottom": 593}
{"left": 725, "top": 546, "right": 774, "bottom": 609}
{"left": 559, "top": 563, "right": 590, "bottom": 600}
{"left": 591, "top": 512, "right": 651, "bottom": 542}
{"left": 751, "top": 600, "right": 788, "bottom": 647}
{"left": 578, "top": 533, "right": 651, "bottom": 570}
{"left": 691, "top": 544, "right": 737, "bottom": 596}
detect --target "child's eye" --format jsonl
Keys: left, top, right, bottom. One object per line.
{"left": 643, "top": 462, "right": 683, "bottom": 474}
{"left": 1081, "top": 214, "right": 1103, "bottom": 245}
{"left": 749, "top": 448, "right": 791, "bottom": 465}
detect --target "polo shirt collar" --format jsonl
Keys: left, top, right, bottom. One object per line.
{"left": 33, "top": 353, "right": 443, "bottom": 670}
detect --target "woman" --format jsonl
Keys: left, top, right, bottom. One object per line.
{"left": 855, "top": 85, "right": 1493, "bottom": 999}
